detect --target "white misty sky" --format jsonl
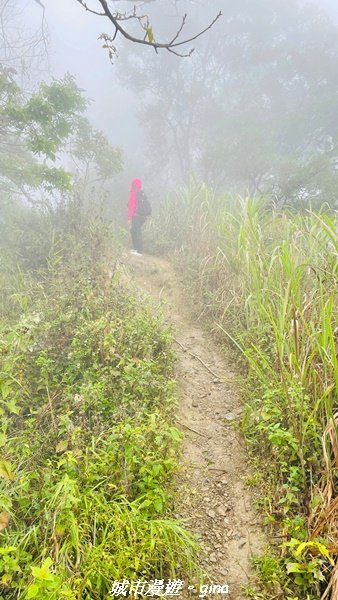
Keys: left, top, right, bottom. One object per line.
{"left": 20, "top": 0, "right": 338, "bottom": 170}
{"left": 33, "top": 0, "right": 142, "bottom": 152}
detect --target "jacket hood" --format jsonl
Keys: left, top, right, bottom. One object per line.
{"left": 131, "top": 179, "right": 142, "bottom": 191}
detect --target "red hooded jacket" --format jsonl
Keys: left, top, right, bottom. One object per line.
{"left": 128, "top": 179, "right": 142, "bottom": 221}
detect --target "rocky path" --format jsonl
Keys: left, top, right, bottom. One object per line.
{"left": 126, "top": 253, "right": 265, "bottom": 599}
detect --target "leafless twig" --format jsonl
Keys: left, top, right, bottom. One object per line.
{"left": 75, "top": 0, "right": 222, "bottom": 57}
{"left": 46, "top": 386, "right": 57, "bottom": 431}
{"left": 176, "top": 420, "right": 209, "bottom": 438}
{"left": 173, "top": 338, "right": 222, "bottom": 380}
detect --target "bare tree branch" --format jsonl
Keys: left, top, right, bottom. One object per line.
{"left": 74, "top": 0, "right": 105, "bottom": 16}
{"left": 33, "top": 0, "right": 45, "bottom": 12}
{"left": 169, "top": 13, "right": 187, "bottom": 46}
{"left": 75, "top": 0, "right": 222, "bottom": 57}
{"left": 0, "top": 0, "right": 49, "bottom": 84}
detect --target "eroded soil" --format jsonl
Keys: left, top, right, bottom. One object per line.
{"left": 124, "top": 253, "right": 265, "bottom": 599}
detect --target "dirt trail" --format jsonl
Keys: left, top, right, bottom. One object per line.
{"left": 126, "top": 253, "right": 265, "bottom": 599}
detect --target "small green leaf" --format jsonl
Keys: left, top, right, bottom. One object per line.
{"left": 26, "top": 583, "right": 39, "bottom": 598}
{"left": 0, "top": 459, "right": 15, "bottom": 481}
{"left": 56, "top": 440, "right": 68, "bottom": 454}
{"left": 286, "top": 562, "right": 302, "bottom": 574}
{"left": 146, "top": 26, "right": 154, "bottom": 43}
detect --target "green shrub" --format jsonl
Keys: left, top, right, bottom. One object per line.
{"left": 0, "top": 204, "right": 197, "bottom": 598}
{"left": 151, "top": 182, "right": 338, "bottom": 599}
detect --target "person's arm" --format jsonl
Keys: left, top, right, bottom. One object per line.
{"left": 128, "top": 192, "right": 137, "bottom": 221}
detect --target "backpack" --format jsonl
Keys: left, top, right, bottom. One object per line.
{"left": 137, "top": 191, "right": 152, "bottom": 217}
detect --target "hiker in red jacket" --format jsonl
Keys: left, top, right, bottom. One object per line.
{"left": 128, "top": 178, "right": 151, "bottom": 256}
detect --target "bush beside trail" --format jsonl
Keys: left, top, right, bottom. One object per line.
{"left": 150, "top": 184, "right": 338, "bottom": 600}
{"left": 0, "top": 206, "right": 197, "bottom": 599}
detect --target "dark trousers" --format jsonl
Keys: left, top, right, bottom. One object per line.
{"left": 131, "top": 215, "right": 146, "bottom": 253}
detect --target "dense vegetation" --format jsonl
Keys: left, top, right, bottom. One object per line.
{"left": 0, "top": 64, "right": 204, "bottom": 595}
{"left": 150, "top": 184, "right": 338, "bottom": 599}
{"left": 0, "top": 66, "right": 122, "bottom": 204}
{"left": 0, "top": 41, "right": 200, "bottom": 595}
{"left": 2, "top": 2, "right": 338, "bottom": 599}
{"left": 0, "top": 202, "right": 198, "bottom": 598}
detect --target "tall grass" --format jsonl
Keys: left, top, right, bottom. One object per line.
{"left": 151, "top": 183, "right": 338, "bottom": 599}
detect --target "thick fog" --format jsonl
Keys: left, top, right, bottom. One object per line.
{"left": 1, "top": 6, "right": 338, "bottom": 600}
{"left": 3, "top": 0, "right": 338, "bottom": 204}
